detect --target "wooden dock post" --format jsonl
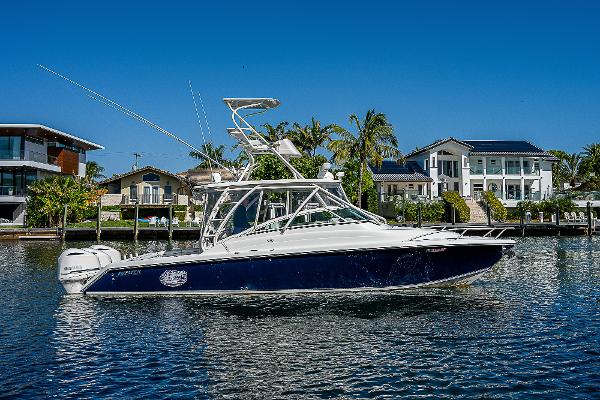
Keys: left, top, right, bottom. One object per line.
{"left": 168, "top": 205, "right": 173, "bottom": 241}
{"left": 450, "top": 204, "right": 456, "bottom": 225}
{"left": 417, "top": 203, "right": 422, "bottom": 228}
{"left": 61, "top": 204, "right": 68, "bottom": 241}
{"left": 555, "top": 205, "right": 560, "bottom": 226}
{"left": 587, "top": 202, "right": 593, "bottom": 236}
{"left": 133, "top": 204, "right": 139, "bottom": 241}
{"left": 96, "top": 199, "right": 102, "bottom": 242}
{"left": 486, "top": 204, "right": 492, "bottom": 227}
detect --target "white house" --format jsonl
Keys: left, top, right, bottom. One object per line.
{"left": 405, "top": 138, "right": 557, "bottom": 207}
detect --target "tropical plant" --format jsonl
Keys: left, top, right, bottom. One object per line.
{"left": 262, "top": 122, "right": 290, "bottom": 142}
{"left": 328, "top": 110, "right": 399, "bottom": 208}
{"left": 290, "top": 118, "right": 334, "bottom": 156}
{"left": 394, "top": 200, "right": 446, "bottom": 222}
{"left": 482, "top": 191, "right": 507, "bottom": 222}
{"left": 548, "top": 150, "right": 569, "bottom": 189}
{"left": 581, "top": 143, "right": 600, "bottom": 176}
{"left": 85, "top": 160, "right": 105, "bottom": 184}
{"left": 189, "top": 142, "right": 230, "bottom": 169}
{"left": 26, "top": 176, "right": 104, "bottom": 227}
{"left": 250, "top": 154, "right": 328, "bottom": 180}
{"left": 441, "top": 191, "right": 470, "bottom": 222}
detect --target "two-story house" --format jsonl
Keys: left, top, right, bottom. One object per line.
{"left": 405, "top": 138, "right": 557, "bottom": 207}
{"left": 0, "top": 124, "right": 103, "bottom": 224}
{"left": 99, "top": 166, "right": 193, "bottom": 218}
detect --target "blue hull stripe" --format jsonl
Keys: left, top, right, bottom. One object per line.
{"left": 85, "top": 245, "right": 504, "bottom": 294}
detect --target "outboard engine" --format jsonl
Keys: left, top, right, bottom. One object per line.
{"left": 58, "top": 245, "right": 121, "bottom": 294}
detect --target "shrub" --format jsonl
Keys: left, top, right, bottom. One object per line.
{"left": 482, "top": 191, "right": 507, "bottom": 222}
{"left": 394, "top": 199, "right": 446, "bottom": 222}
{"left": 439, "top": 191, "right": 470, "bottom": 222}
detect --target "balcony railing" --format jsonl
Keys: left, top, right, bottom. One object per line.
{"left": 470, "top": 166, "right": 484, "bottom": 175}
{"left": 505, "top": 166, "right": 521, "bottom": 175}
{"left": 0, "top": 150, "right": 58, "bottom": 166}
{"left": 486, "top": 166, "right": 502, "bottom": 175}
{"left": 122, "top": 194, "right": 181, "bottom": 205}
{"left": 0, "top": 186, "right": 26, "bottom": 196}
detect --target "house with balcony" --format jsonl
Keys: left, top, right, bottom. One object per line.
{"left": 0, "top": 124, "right": 103, "bottom": 224}
{"left": 368, "top": 160, "right": 433, "bottom": 217}
{"left": 99, "top": 166, "right": 193, "bottom": 217}
{"left": 405, "top": 137, "right": 557, "bottom": 207}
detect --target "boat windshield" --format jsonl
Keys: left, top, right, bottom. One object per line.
{"left": 201, "top": 183, "right": 379, "bottom": 248}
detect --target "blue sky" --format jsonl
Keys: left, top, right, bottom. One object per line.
{"left": 1, "top": 1, "right": 599, "bottom": 175}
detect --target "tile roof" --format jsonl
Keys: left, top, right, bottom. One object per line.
{"left": 368, "top": 160, "right": 433, "bottom": 182}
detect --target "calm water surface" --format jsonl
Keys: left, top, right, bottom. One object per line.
{"left": 0, "top": 237, "right": 599, "bottom": 399}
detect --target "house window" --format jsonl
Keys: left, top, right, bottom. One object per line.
{"left": 432, "top": 156, "right": 436, "bottom": 168}
{"left": 164, "top": 185, "right": 172, "bottom": 200}
{"left": 392, "top": 184, "right": 398, "bottom": 195}
{"left": 142, "top": 172, "right": 160, "bottom": 182}
{"left": 0, "top": 136, "right": 23, "bottom": 160}
{"left": 441, "top": 160, "right": 460, "bottom": 177}
{"left": 453, "top": 182, "right": 459, "bottom": 192}
{"left": 425, "top": 159, "right": 429, "bottom": 170}
{"left": 418, "top": 184, "right": 423, "bottom": 195}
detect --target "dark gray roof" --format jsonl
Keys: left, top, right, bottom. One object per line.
{"left": 368, "top": 160, "right": 432, "bottom": 182}
{"left": 463, "top": 140, "right": 553, "bottom": 157}
{"left": 99, "top": 165, "right": 189, "bottom": 186}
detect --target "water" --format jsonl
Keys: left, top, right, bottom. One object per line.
{"left": 1, "top": 237, "right": 599, "bottom": 399}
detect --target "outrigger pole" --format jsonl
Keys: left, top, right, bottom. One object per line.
{"left": 37, "top": 64, "right": 235, "bottom": 175}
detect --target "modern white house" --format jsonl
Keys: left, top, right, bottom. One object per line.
{"left": 0, "top": 124, "right": 103, "bottom": 224}
{"left": 369, "top": 138, "right": 557, "bottom": 215}
{"left": 405, "top": 138, "right": 557, "bottom": 207}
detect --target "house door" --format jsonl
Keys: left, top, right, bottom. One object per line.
{"left": 152, "top": 186, "right": 159, "bottom": 204}
{"left": 143, "top": 186, "right": 151, "bottom": 204}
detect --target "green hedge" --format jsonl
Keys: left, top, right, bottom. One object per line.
{"left": 515, "top": 198, "right": 578, "bottom": 221}
{"left": 482, "top": 191, "right": 507, "bottom": 222}
{"left": 441, "top": 191, "right": 470, "bottom": 222}
{"left": 394, "top": 200, "right": 446, "bottom": 222}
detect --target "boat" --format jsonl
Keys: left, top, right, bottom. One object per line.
{"left": 58, "top": 98, "right": 514, "bottom": 295}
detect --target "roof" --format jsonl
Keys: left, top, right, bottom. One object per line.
{"left": 463, "top": 140, "right": 555, "bottom": 157}
{"left": 405, "top": 137, "right": 556, "bottom": 159}
{"left": 0, "top": 124, "right": 104, "bottom": 150}
{"left": 178, "top": 167, "right": 236, "bottom": 185}
{"left": 368, "top": 160, "right": 433, "bottom": 182}
{"left": 405, "top": 137, "right": 472, "bottom": 158}
{"left": 99, "top": 166, "right": 189, "bottom": 186}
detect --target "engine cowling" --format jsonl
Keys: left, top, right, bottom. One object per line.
{"left": 58, "top": 245, "right": 121, "bottom": 294}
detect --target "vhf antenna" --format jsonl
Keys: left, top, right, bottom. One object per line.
{"left": 188, "top": 80, "right": 212, "bottom": 172}
{"left": 37, "top": 64, "right": 235, "bottom": 174}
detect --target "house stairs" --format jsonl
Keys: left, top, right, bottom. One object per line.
{"left": 467, "top": 199, "right": 487, "bottom": 223}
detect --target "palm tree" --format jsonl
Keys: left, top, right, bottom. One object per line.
{"left": 85, "top": 161, "right": 105, "bottom": 184}
{"left": 582, "top": 143, "right": 600, "bottom": 176}
{"left": 562, "top": 153, "right": 583, "bottom": 188}
{"left": 328, "top": 109, "right": 399, "bottom": 208}
{"left": 290, "top": 118, "right": 334, "bottom": 156}
{"left": 262, "top": 122, "right": 289, "bottom": 142}
{"left": 189, "top": 142, "right": 229, "bottom": 169}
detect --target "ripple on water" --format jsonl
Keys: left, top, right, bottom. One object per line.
{"left": 0, "top": 237, "right": 599, "bottom": 399}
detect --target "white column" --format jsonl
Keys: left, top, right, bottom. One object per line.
{"left": 483, "top": 176, "right": 487, "bottom": 192}
{"left": 520, "top": 177, "right": 525, "bottom": 201}
{"left": 501, "top": 156, "right": 506, "bottom": 177}
{"left": 502, "top": 177, "right": 506, "bottom": 200}
{"left": 482, "top": 156, "right": 487, "bottom": 176}
{"left": 520, "top": 157, "right": 524, "bottom": 176}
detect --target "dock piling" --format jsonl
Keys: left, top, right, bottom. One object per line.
{"left": 61, "top": 204, "right": 68, "bottom": 241}
{"left": 133, "top": 204, "right": 139, "bottom": 241}
{"left": 486, "top": 204, "right": 492, "bottom": 227}
{"left": 587, "top": 202, "right": 592, "bottom": 236}
{"left": 417, "top": 203, "right": 422, "bottom": 228}
{"left": 168, "top": 206, "right": 173, "bottom": 241}
{"left": 96, "top": 199, "right": 101, "bottom": 242}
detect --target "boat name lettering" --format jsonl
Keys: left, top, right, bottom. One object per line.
{"left": 115, "top": 270, "right": 142, "bottom": 277}
{"left": 426, "top": 248, "right": 446, "bottom": 253}
{"left": 159, "top": 270, "right": 188, "bottom": 287}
